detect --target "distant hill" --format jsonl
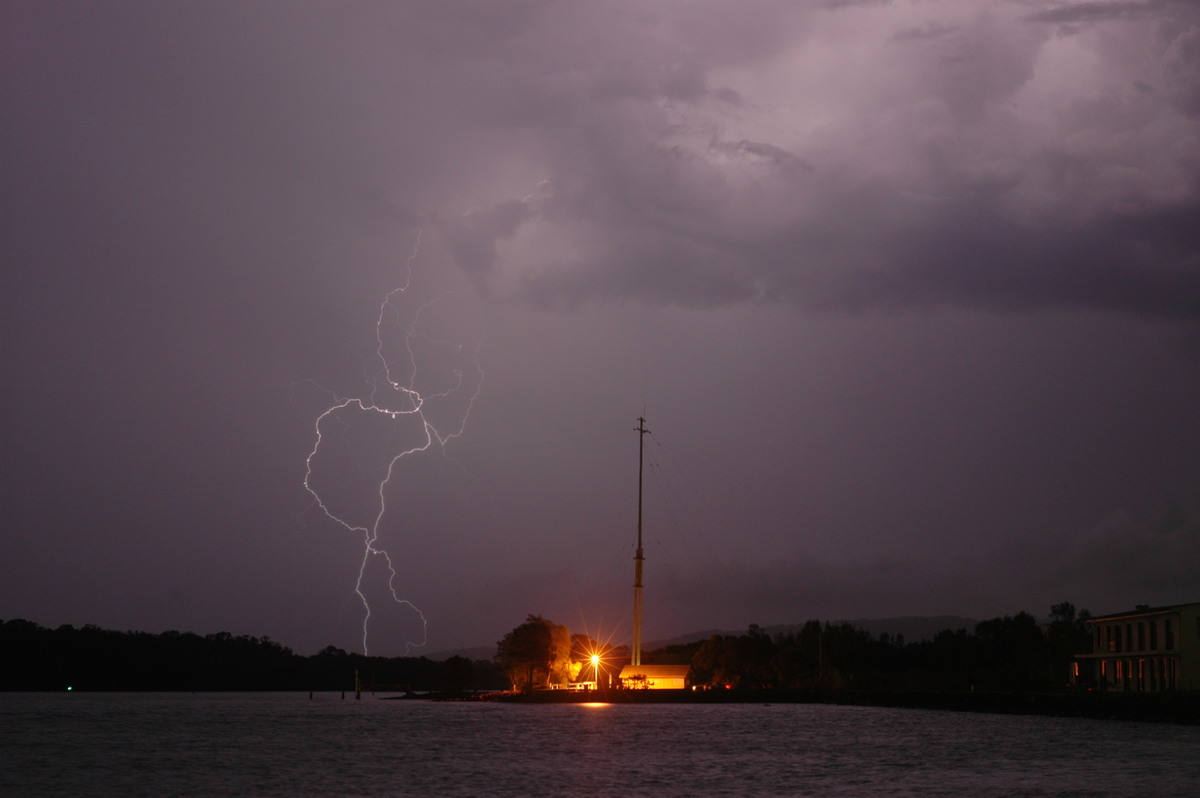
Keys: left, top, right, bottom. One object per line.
{"left": 764, "top": 616, "right": 980, "bottom": 643}
{"left": 426, "top": 645, "right": 495, "bottom": 662}
{"left": 645, "top": 617, "right": 981, "bottom": 651}
{"left": 644, "top": 629, "right": 730, "bottom": 649}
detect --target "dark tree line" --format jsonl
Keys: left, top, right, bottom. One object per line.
{"left": 653, "top": 603, "right": 1092, "bottom": 693}
{"left": 6, "top": 602, "right": 1093, "bottom": 694}
{"left": 488, "top": 603, "right": 1094, "bottom": 695}
{"left": 0, "top": 619, "right": 508, "bottom": 692}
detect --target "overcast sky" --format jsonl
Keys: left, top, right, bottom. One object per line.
{"left": 4, "top": 0, "right": 1199, "bottom": 657}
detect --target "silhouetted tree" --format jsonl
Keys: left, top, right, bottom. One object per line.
{"left": 975, "top": 612, "right": 1048, "bottom": 691}
{"left": 921, "top": 627, "right": 979, "bottom": 690}
{"left": 440, "top": 655, "right": 473, "bottom": 693}
{"left": 494, "top": 615, "right": 570, "bottom": 692}
{"left": 1046, "top": 601, "right": 1092, "bottom": 686}
{"left": 694, "top": 635, "right": 740, "bottom": 687}
{"left": 693, "top": 625, "right": 779, "bottom": 688}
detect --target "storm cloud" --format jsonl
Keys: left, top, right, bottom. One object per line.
{"left": 3, "top": 1, "right": 1198, "bottom": 656}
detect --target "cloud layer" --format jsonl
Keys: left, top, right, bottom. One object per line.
{"left": 3, "top": 1, "right": 1198, "bottom": 655}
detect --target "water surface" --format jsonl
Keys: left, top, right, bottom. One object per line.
{"left": 3, "top": 693, "right": 1197, "bottom": 796}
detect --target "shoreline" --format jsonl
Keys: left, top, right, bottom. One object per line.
{"left": 431, "top": 687, "right": 1200, "bottom": 724}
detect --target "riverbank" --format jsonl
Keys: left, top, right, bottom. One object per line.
{"left": 473, "top": 687, "right": 1200, "bottom": 724}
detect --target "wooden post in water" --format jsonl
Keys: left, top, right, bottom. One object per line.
{"left": 355, "top": 669, "right": 361, "bottom": 700}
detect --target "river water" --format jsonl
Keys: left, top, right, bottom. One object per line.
{"left": 2, "top": 692, "right": 1197, "bottom": 796}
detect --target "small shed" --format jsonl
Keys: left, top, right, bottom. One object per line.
{"left": 619, "top": 664, "right": 692, "bottom": 690}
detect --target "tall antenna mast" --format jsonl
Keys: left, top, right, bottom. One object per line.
{"left": 632, "top": 416, "right": 649, "bottom": 667}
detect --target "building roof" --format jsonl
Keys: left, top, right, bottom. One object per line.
{"left": 1087, "top": 601, "right": 1200, "bottom": 622}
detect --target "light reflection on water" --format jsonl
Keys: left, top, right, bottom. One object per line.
{"left": 3, "top": 693, "right": 1198, "bottom": 797}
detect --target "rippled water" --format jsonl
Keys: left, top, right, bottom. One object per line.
{"left": 3, "top": 693, "right": 1198, "bottom": 796}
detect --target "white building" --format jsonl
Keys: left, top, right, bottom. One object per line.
{"left": 618, "top": 664, "right": 692, "bottom": 690}
{"left": 1075, "top": 602, "right": 1200, "bottom": 692}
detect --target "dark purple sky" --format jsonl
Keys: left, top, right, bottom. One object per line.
{"left": 4, "top": 1, "right": 1199, "bottom": 657}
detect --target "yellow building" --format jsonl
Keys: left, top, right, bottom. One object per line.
{"left": 1075, "top": 602, "right": 1200, "bottom": 692}
{"left": 619, "top": 664, "right": 692, "bottom": 690}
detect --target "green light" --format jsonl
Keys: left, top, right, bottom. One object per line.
{"left": 67, "top": 686, "right": 73, "bottom": 691}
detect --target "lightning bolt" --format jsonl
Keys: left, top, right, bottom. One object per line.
{"left": 302, "top": 229, "right": 484, "bottom": 655}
